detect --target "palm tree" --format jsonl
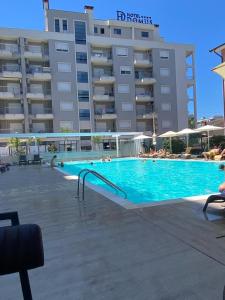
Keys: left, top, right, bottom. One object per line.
{"left": 92, "top": 136, "right": 102, "bottom": 151}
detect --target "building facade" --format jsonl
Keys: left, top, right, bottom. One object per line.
{"left": 0, "top": 1, "right": 196, "bottom": 149}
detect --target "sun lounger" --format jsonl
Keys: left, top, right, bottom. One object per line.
{"left": 19, "top": 155, "right": 28, "bottom": 165}
{"left": 28, "top": 154, "right": 42, "bottom": 165}
{"left": 203, "top": 194, "right": 225, "bottom": 211}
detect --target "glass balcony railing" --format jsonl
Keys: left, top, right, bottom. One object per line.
{"left": 27, "top": 66, "right": 51, "bottom": 74}
{"left": 0, "top": 107, "right": 23, "bottom": 114}
{"left": 0, "top": 85, "right": 21, "bottom": 95}
{"left": 30, "top": 107, "right": 52, "bottom": 114}
{"left": 0, "top": 65, "right": 20, "bottom": 72}
{"left": 0, "top": 43, "right": 19, "bottom": 54}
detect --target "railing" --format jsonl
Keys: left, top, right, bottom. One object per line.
{"left": 30, "top": 107, "right": 52, "bottom": 114}
{"left": 94, "top": 91, "right": 114, "bottom": 97}
{"left": 93, "top": 72, "right": 114, "bottom": 78}
{"left": 0, "top": 107, "right": 23, "bottom": 114}
{"left": 0, "top": 128, "right": 23, "bottom": 133}
{"left": 134, "top": 54, "right": 151, "bottom": 61}
{"left": 27, "top": 86, "right": 51, "bottom": 95}
{"left": 95, "top": 109, "right": 116, "bottom": 115}
{"left": 135, "top": 72, "right": 153, "bottom": 79}
{"left": 30, "top": 127, "right": 53, "bottom": 133}
{"left": 136, "top": 110, "right": 153, "bottom": 116}
{"left": 0, "top": 43, "right": 19, "bottom": 54}
{"left": 27, "top": 66, "right": 51, "bottom": 74}
{"left": 92, "top": 52, "right": 112, "bottom": 59}
{"left": 76, "top": 169, "right": 127, "bottom": 203}
{"left": 0, "top": 85, "right": 21, "bottom": 95}
{"left": 24, "top": 45, "right": 49, "bottom": 56}
{"left": 0, "top": 65, "right": 20, "bottom": 72}
{"left": 135, "top": 93, "right": 153, "bottom": 97}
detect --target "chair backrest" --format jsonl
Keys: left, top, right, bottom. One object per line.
{"left": 33, "top": 154, "right": 40, "bottom": 161}
{"left": 0, "top": 224, "right": 44, "bottom": 275}
{"left": 19, "top": 155, "right": 27, "bottom": 161}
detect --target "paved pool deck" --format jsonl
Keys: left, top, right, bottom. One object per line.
{"left": 1, "top": 166, "right": 225, "bottom": 299}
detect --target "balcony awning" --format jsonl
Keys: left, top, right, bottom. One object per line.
{"left": 212, "top": 62, "right": 225, "bottom": 79}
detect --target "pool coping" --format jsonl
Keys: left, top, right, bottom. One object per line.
{"left": 55, "top": 158, "right": 216, "bottom": 209}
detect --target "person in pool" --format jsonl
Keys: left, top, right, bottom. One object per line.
{"left": 50, "top": 155, "right": 57, "bottom": 168}
{"left": 219, "top": 164, "right": 225, "bottom": 171}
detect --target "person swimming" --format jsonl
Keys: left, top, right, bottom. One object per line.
{"left": 219, "top": 164, "right": 225, "bottom": 170}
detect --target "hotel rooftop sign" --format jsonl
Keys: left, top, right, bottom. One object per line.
{"left": 116, "top": 11, "right": 152, "bottom": 24}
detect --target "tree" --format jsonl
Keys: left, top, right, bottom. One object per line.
{"left": 163, "top": 138, "right": 185, "bottom": 154}
{"left": 92, "top": 136, "right": 102, "bottom": 151}
{"left": 8, "top": 137, "right": 21, "bottom": 153}
{"left": 188, "top": 115, "right": 195, "bottom": 129}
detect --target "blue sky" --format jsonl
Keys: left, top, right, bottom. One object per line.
{"left": 0, "top": 0, "right": 225, "bottom": 118}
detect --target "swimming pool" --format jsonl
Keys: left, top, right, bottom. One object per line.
{"left": 60, "top": 158, "right": 225, "bottom": 207}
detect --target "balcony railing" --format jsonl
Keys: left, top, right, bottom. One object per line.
{"left": 94, "top": 91, "right": 114, "bottom": 97}
{"left": 0, "top": 128, "right": 23, "bottom": 133}
{"left": 0, "top": 43, "right": 19, "bottom": 55}
{"left": 95, "top": 108, "right": 116, "bottom": 115}
{"left": 24, "top": 45, "right": 49, "bottom": 56}
{"left": 0, "top": 107, "right": 23, "bottom": 114}
{"left": 30, "top": 107, "right": 52, "bottom": 114}
{"left": 0, "top": 65, "right": 20, "bottom": 72}
{"left": 27, "top": 86, "right": 51, "bottom": 95}
{"left": 30, "top": 127, "right": 53, "bottom": 133}
{"left": 92, "top": 52, "right": 112, "bottom": 59}
{"left": 27, "top": 66, "right": 51, "bottom": 74}
{"left": 0, "top": 85, "right": 21, "bottom": 96}
{"left": 135, "top": 72, "right": 153, "bottom": 79}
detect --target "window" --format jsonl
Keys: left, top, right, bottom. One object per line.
{"left": 94, "top": 27, "right": 98, "bottom": 34}
{"left": 55, "top": 42, "right": 69, "bottom": 52}
{"left": 122, "top": 103, "right": 133, "bottom": 112}
{"left": 54, "top": 19, "right": 60, "bottom": 32}
{"left": 160, "top": 68, "right": 169, "bottom": 77}
{"left": 160, "top": 50, "right": 169, "bottom": 59}
{"left": 161, "top": 85, "right": 170, "bottom": 94}
{"left": 100, "top": 28, "right": 105, "bottom": 34}
{"left": 57, "top": 62, "right": 71, "bottom": 72}
{"left": 76, "top": 52, "right": 87, "bottom": 64}
{"left": 57, "top": 82, "right": 71, "bottom": 92}
{"left": 161, "top": 103, "right": 172, "bottom": 111}
{"left": 119, "top": 120, "right": 131, "bottom": 129}
{"left": 141, "top": 31, "right": 149, "bottom": 38}
{"left": 62, "top": 19, "right": 68, "bottom": 32}
{"left": 55, "top": 19, "right": 68, "bottom": 33}
{"left": 79, "top": 109, "right": 90, "bottom": 120}
{"left": 78, "top": 90, "right": 89, "bottom": 102}
{"left": 81, "top": 145, "right": 92, "bottom": 151}
{"left": 77, "top": 71, "right": 88, "bottom": 83}
{"left": 60, "top": 101, "right": 73, "bottom": 111}
{"left": 118, "top": 84, "right": 129, "bottom": 93}
{"left": 75, "top": 21, "right": 86, "bottom": 44}
{"left": 116, "top": 47, "right": 128, "bottom": 56}
{"left": 162, "top": 120, "right": 172, "bottom": 128}
{"left": 114, "top": 28, "right": 121, "bottom": 35}
{"left": 60, "top": 121, "right": 73, "bottom": 130}
{"left": 120, "top": 66, "right": 132, "bottom": 75}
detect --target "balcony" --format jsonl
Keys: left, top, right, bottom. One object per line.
{"left": 0, "top": 43, "right": 19, "bottom": 58}
{"left": 95, "top": 109, "right": 117, "bottom": 120}
{"left": 93, "top": 73, "right": 115, "bottom": 84}
{"left": 91, "top": 52, "right": 112, "bottom": 65}
{"left": 27, "top": 66, "right": 51, "bottom": 81}
{"left": 30, "top": 126, "right": 53, "bottom": 133}
{"left": 0, "top": 107, "right": 24, "bottom": 120}
{"left": 136, "top": 110, "right": 156, "bottom": 120}
{"left": 93, "top": 92, "right": 114, "bottom": 102}
{"left": 135, "top": 73, "right": 156, "bottom": 85}
{"left": 30, "top": 108, "right": 53, "bottom": 120}
{"left": 135, "top": 93, "right": 153, "bottom": 102}
{"left": 187, "top": 75, "right": 195, "bottom": 86}
{"left": 134, "top": 54, "right": 152, "bottom": 67}
{"left": 26, "top": 87, "right": 51, "bottom": 100}
{"left": 0, "top": 86, "right": 21, "bottom": 99}
{"left": 0, "top": 65, "right": 22, "bottom": 79}
{"left": 24, "top": 45, "right": 48, "bottom": 60}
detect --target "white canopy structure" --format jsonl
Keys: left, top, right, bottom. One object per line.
{"left": 158, "top": 131, "right": 177, "bottom": 152}
{"left": 195, "top": 125, "right": 224, "bottom": 149}
{"left": 133, "top": 135, "right": 151, "bottom": 154}
{"left": 133, "top": 134, "right": 152, "bottom": 140}
{"left": 176, "top": 128, "right": 196, "bottom": 148}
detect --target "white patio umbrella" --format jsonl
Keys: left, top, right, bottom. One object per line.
{"left": 195, "top": 125, "right": 224, "bottom": 149}
{"left": 158, "top": 131, "right": 177, "bottom": 152}
{"left": 176, "top": 128, "right": 196, "bottom": 148}
{"left": 133, "top": 135, "right": 152, "bottom": 154}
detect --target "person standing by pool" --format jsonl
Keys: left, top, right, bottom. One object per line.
{"left": 50, "top": 155, "right": 57, "bottom": 168}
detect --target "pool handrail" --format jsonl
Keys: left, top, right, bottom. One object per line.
{"left": 77, "top": 168, "right": 127, "bottom": 201}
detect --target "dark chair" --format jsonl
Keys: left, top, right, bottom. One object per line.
{"left": 28, "top": 154, "right": 42, "bottom": 165}
{"left": 203, "top": 194, "right": 225, "bottom": 211}
{"left": 19, "top": 155, "right": 28, "bottom": 165}
{"left": 0, "top": 212, "right": 44, "bottom": 300}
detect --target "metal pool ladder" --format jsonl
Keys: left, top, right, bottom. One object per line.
{"left": 76, "top": 168, "right": 127, "bottom": 203}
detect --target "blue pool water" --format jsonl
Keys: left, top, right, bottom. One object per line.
{"left": 61, "top": 159, "right": 225, "bottom": 204}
